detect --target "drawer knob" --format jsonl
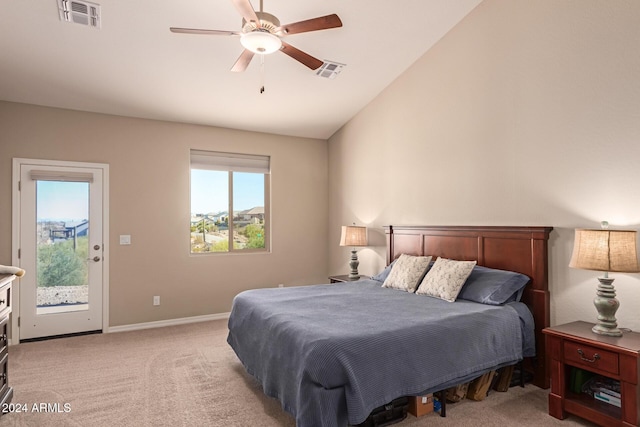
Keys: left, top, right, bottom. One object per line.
{"left": 577, "top": 348, "right": 600, "bottom": 363}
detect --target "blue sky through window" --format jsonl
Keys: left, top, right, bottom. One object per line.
{"left": 36, "top": 181, "right": 89, "bottom": 221}
{"left": 191, "top": 170, "right": 264, "bottom": 214}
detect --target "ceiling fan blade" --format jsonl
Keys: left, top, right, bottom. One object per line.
{"left": 170, "top": 27, "right": 240, "bottom": 36}
{"left": 280, "top": 41, "right": 323, "bottom": 70}
{"left": 231, "top": 0, "right": 261, "bottom": 28}
{"left": 231, "top": 49, "right": 255, "bottom": 72}
{"left": 277, "top": 14, "right": 342, "bottom": 35}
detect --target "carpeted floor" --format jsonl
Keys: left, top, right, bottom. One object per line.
{"left": 0, "top": 319, "right": 597, "bottom": 427}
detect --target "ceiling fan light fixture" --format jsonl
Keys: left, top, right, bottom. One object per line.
{"left": 240, "top": 31, "right": 282, "bottom": 54}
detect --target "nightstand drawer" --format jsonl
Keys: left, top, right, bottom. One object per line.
{"left": 0, "top": 283, "right": 9, "bottom": 319}
{"left": 564, "top": 341, "right": 618, "bottom": 375}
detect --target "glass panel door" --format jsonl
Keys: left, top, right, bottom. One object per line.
{"left": 36, "top": 180, "right": 90, "bottom": 315}
{"left": 19, "top": 163, "right": 103, "bottom": 340}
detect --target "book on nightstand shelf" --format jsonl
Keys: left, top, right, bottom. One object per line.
{"left": 581, "top": 374, "right": 621, "bottom": 407}
{"left": 594, "top": 390, "right": 621, "bottom": 407}
{"left": 598, "top": 388, "right": 621, "bottom": 399}
{"left": 569, "top": 367, "right": 594, "bottom": 394}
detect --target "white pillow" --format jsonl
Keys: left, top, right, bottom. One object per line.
{"left": 382, "top": 254, "right": 432, "bottom": 292}
{"left": 416, "top": 257, "right": 477, "bottom": 302}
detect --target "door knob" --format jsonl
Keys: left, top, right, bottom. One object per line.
{"left": 88, "top": 256, "right": 101, "bottom": 262}
{"left": 94, "top": 244, "right": 101, "bottom": 250}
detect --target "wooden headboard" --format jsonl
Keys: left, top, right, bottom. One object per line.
{"left": 385, "top": 225, "right": 553, "bottom": 389}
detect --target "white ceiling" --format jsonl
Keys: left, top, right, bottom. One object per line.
{"left": 0, "top": 0, "right": 482, "bottom": 140}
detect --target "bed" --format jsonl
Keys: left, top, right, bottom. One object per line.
{"left": 227, "top": 225, "right": 553, "bottom": 427}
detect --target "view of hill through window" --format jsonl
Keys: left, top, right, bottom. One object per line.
{"left": 35, "top": 180, "right": 89, "bottom": 307}
{"left": 190, "top": 170, "right": 266, "bottom": 253}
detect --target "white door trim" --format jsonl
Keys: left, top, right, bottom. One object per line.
{"left": 11, "top": 158, "right": 110, "bottom": 343}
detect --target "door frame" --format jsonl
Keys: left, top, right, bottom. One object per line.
{"left": 11, "top": 158, "right": 110, "bottom": 343}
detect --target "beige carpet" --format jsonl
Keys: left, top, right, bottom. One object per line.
{"left": 1, "top": 319, "right": 597, "bottom": 427}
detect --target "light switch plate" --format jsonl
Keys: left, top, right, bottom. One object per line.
{"left": 119, "top": 235, "right": 131, "bottom": 245}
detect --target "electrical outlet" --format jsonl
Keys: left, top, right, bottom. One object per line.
{"left": 278, "top": 284, "right": 284, "bottom": 288}
{"left": 153, "top": 295, "right": 160, "bottom": 306}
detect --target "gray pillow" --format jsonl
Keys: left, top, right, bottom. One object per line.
{"left": 456, "top": 265, "right": 530, "bottom": 305}
{"left": 371, "top": 259, "right": 397, "bottom": 283}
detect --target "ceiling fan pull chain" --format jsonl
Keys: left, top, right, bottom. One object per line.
{"left": 260, "top": 54, "right": 265, "bottom": 93}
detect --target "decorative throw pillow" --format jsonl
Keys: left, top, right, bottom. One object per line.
{"left": 382, "top": 254, "right": 432, "bottom": 292}
{"left": 416, "top": 257, "right": 477, "bottom": 302}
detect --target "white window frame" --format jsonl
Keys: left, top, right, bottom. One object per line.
{"left": 189, "top": 150, "right": 270, "bottom": 254}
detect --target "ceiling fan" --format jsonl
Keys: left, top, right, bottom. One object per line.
{"left": 170, "top": 0, "right": 343, "bottom": 73}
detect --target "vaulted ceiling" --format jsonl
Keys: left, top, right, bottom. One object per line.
{"left": 0, "top": 0, "right": 483, "bottom": 139}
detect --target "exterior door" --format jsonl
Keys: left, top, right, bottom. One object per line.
{"left": 15, "top": 159, "right": 107, "bottom": 340}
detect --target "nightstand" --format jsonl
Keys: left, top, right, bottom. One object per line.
{"left": 543, "top": 321, "right": 640, "bottom": 426}
{"left": 328, "top": 275, "right": 370, "bottom": 283}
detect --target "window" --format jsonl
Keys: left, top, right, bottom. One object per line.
{"left": 190, "top": 150, "right": 270, "bottom": 253}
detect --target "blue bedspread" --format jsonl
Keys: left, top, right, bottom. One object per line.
{"left": 227, "top": 279, "right": 534, "bottom": 427}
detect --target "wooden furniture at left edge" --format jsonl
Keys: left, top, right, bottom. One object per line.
{"left": 0, "top": 274, "right": 15, "bottom": 410}
{"left": 384, "top": 225, "right": 553, "bottom": 389}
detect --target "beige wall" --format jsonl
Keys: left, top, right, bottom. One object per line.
{"left": 329, "top": 0, "right": 640, "bottom": 330}
{"left": 0, "top": 101, "right": 329, "bottom": 327}
{"left": 3, "top": 0, "right": 640, "bottom": 334}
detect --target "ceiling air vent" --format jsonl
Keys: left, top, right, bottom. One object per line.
{"left": 57, "top": 0, "right": 101, "bottom": 28}
{"left": 316, "top": 61, "right": 345, "bottom": 80}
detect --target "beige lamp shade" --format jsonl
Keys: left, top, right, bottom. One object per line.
{"left": 339, "top": 226, "right": 368, "bottom": 247}
{"left": 569, "top": 229, "right": 640, "bottom": 273}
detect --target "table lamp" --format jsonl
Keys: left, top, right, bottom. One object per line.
{"left": 339, "top": 225, "right": 368, "bottom": 279}
{"left": 569, "top": 222, "right": 639, "bottom": 336}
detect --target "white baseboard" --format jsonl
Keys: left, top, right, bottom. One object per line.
{"left": 107, "top": 312, "right": 230, "bottom": 333}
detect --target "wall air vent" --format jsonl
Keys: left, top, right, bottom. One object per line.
{"left": 316, "top": 61, "right": 345, "bottom": 80}
{"left": 57, "top": 0, "right": 101, "bottom": 28}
